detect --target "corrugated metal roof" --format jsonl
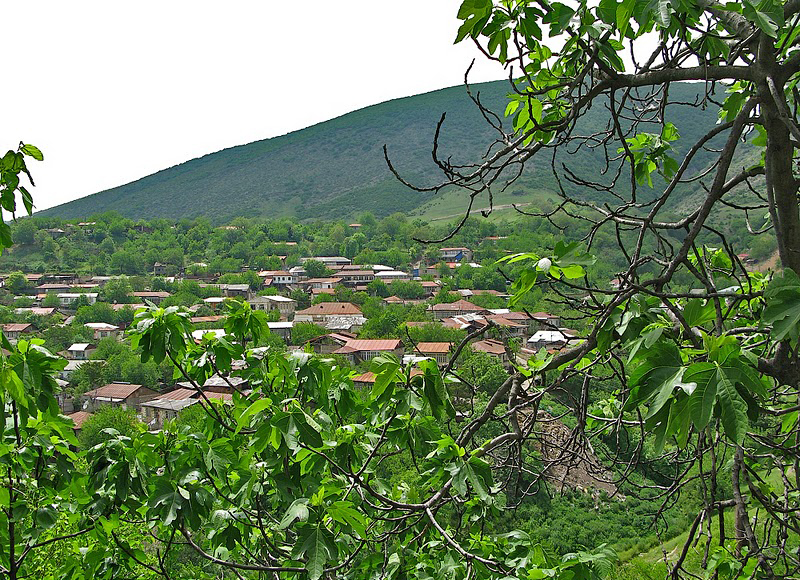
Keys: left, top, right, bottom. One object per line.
{"left": 414, "top": 342, "right": 452, "bottom": 354}
{"left": 84, "top": 382, "right": 145, "bottom": 400}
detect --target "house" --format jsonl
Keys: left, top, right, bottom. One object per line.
{"left": 440, "top": 247, "right": 473, "bottom": 262}
{"left": 501, "top": 311, "right": 539, "bottom": 334}
{"left": 351, "top": 369, "right": 424, "bottom": 390}
{"left": 111, "top": 303, "right": 146, "bottom": 312}
{"left": 428, "top": 300, "right": 488, "bottom": 320}
{"left": 248, "top": 295, "right": 297, "bottom": 319}
{"left": 59, "top": 359, "right": 102, "bottom": 381}
{"left": 36, "top": 283, "right": 72, "bottom": 293}
{"left": 1, "top": 323, "right": 33, "bottom": 342}
{"left": 57, "top": 293, "right": 98, "bottom": 307}
{"left": 302, "top": 256, "right": 351, "bottom": 267}
{"left": 191, "top": 315, "right": 225, "bottom": 324}
{"left": 141, "top": 397, "right": 198, "bottom": 430}
{"left": 202, "top": 374, "right": 249, "bottom": 395}
{"left": 221, "top": 284, "right": 251, "bottom": 299}
{"left": 66, "top": 411, "right": 93, "bottom": 434}
{"left": 333, "top": 339, "right": 404, "bottom": 365}
{"left": 295, "top": 302, "right": 363, "bottom": 324}
{"left": 471, "top": 339, "right": 509, "bottom": 364}
{"left": 374, "top": 270, "right": 411, "bottom": 282}
{"left": 152, "top": 262, "right": 169, "bottom": 276}
{"left": 420, "top": 281, "right": 441, "bottom": 297}
{"left": 132, "top": 291, "right": 171, "bottom": 305}
{"left": 304, "top": 277, "right": 342, "bottom": 290}
{"left": 484, "top": 315, "right": 527, "bottom": 338}
{"left": 84, "top": 322, "right": 122, "bottom": 341}
{"left": 265, "top": 271, "right": 295, "bottom": 286}
{"left": 311, "top": 287, "right": 336, "bottom": 297}
{"left": 338, "top": 270, "right": 375, "bottom": 285}
{"left": 530, "top": 312, "right": 561, "bottom": 330}
{"left": 15, "top": 307, "right": 59, "bottom": 317}
{"left": 203, "top": 296, "right": 227, "bottom": 310}
{"left": 66, "top": 343, "right": 97, "bottom": 360}
{"left": 323, "top": 315, "right": 367, "bottom": 333}
{"left": 309, "top": 332, "right": 356, "bottom": 354}
{"left": 267, "top": 321, "right": 294, "bottom": 342}
{"left": 412, "top": 342, "right": 452, "bottom": 365}
{"left": 82, "top": 382, "right": 158, "bottom": 412}
{"left": 142, "top": 392, "right": 233, "bottom": 430}
{"left": 527, "top": 330, "right": 574, "bottom": 351}
{"left": 383, "top": 295, "right": 406, "bottom": 305}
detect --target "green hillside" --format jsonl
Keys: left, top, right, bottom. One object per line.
{"left": 39, "top": 81, "right": 727, "bottom": 223}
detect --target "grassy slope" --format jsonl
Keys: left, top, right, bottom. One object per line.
{"left": 39, "top": 82, "right": 727, "bottom": 223}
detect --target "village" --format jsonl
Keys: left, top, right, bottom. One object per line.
{"left": 1, "top": 243, "right": 580, "bottom": 434}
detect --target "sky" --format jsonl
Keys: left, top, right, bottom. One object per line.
{"left": 7, "top": 1, "right": 504, "bottom": 212}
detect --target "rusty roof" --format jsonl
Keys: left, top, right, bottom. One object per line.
{"left": 471, "top": 339, "right": 507, "bottom": 356}
{"left": 414, "top": 342, "right": 452, "bottom": 354}
{"left": 2, "top": 323, "right": 33, "bottom": 332}
{"left": 66, "top": 411, "right": 93, "bottom": 430}
{"left": 338, "top": 339, "right": 401, "bottom": 352}
{"left": 84, "top": 382, "right": 146, "bottom": 400}
{"left": 158, "top": 388, "right": 197, "bottom": 401}
{"left": 429, "top": 300, "right": 484, "bottom": 312}
{"left": 297, "top": 302, "right": 362, "bottom": 316}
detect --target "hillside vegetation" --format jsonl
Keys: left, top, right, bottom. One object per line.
{"left": 39, "top": 81, "right": 728, "bottom": 223}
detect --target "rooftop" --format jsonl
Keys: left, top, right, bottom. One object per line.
{"left": 84, "top": 382, "right": 145, "bottom": 400}
{"left": 297, "top": 302, "right": 362, "bottom": 316}
{"left": 414, "top": 342, "right": 452, "bottom": 354}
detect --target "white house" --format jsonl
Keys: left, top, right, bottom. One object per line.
{"left": 84, "top": 322, "right": 122, "bottom": 341}
{"left": 66, "top": 343, "right": 97, "bottom": 360}
{"left": 57, "top": 293, "right": 98, "bottom": 306}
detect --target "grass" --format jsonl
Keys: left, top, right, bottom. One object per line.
{"left": 409, "top": 185, "right": 555, "bottom": 222}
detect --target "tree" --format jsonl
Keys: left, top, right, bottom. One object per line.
{"left": 41, "top": 292, "right": 59, "bottom": 308}
{"left": 100, "top": 276, "right": 133, "bottom": 304}
{"left": 12, "top": 219, "right": 36, "bottom": 245}
{"left": 79, "top": 406, "right": 143, "bottom": 448}
{"left": 380, "top": 1, "right": 800, "bottom": 576}
{"left": 291, "top": 321, "right": 328, "bottom": 346}
{"left": 388, "top": 279, "right": 426, "bottom": 299}
{"left": 303, "top": 259, "right": 333, "bottom": 278}
{"left": 5, "top": 271, "right": 29, "bottom": 295}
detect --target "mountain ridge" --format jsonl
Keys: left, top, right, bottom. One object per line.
{"left": 38, "top": 80, "right": 725, "bottom": 223}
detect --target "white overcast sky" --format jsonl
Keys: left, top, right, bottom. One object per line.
{"left": 7, "top": 1, "right": 504, "bottom": 212}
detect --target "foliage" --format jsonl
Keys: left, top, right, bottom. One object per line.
{"left": 78, "top": 405, "right": 142, "bottom": 449}
{"left": 291, "top": 322, "right": 328, "bottom": 346}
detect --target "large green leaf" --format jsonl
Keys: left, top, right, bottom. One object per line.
{"left": 716, "top": 365, "right": 750, "bottom": 444}
{"left": 683, "top": 362, "right": 717, "bottom": 430}
{"left": 762, "top": 269, "right": 800, "bottom": 342}
{"left": 279, "top": 498, "right": 310, "bottom": 529}
{"left": 298, "top": 526, "right": 336, "bottom": 580}
{"left": 626, "top": 341, "right": 684, "bottom": 410}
